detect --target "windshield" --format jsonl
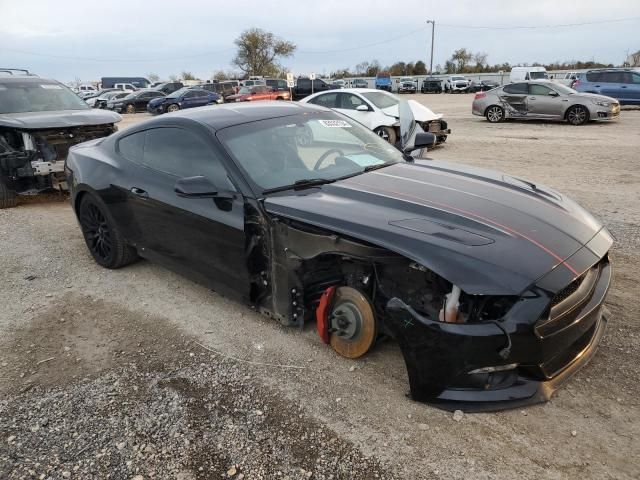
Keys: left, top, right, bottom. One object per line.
{"left": 361, "top": 91, "right": 398, "bottom": 109}
{"left": 167, "top": 87, "right": 189, "bottom": 98}
{"left": 218, "top": 112, "right": 404, "bottom": 193}
{"left": 452, "top": 76, "right": 465, "bottom": 81}
{"left": 238, "top": 87, "right": 252, "bottom": 94}
{"left": 552, "top": 83, "right": 577, "bottom": 95}
{"left": 0, "top": 81, "right": 90, "bottom": 113}
{"left": 530, "top": 71, "right": 548, "bottom": 80}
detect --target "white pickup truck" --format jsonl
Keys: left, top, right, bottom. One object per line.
{"left": 552, "top": 72, "right": 578, "bottom": 87}
{"left": 443, "top": 75, "right": 470, "bottom": 93}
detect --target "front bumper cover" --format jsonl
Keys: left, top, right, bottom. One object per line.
{"left": 384, "top": 251, "right": 611, "bottom": 412}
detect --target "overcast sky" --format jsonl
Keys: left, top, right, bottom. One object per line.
{"left": 1, "top": 0, "right": 638, "bottom": 82}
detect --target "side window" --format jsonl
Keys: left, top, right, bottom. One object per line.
{"left": 586, "top": 72, "right": 602, "bottom": 82}
{"left": 529, "top": 84, "right": 554, "bottom": 96}
{"left": 503, "top": 83, "right": 528, "bottom": 94}
{"left": 338, "top": 93, "right": 367, "bottom": 110}
{"left": 602, "top": 72, "right": 622, "bottom": 83}
{"left": 620, "top": 72, "right": 634, "bottom": 84}
{"left": 185, "top": 90, "right": 199, "bottom": 98}
{"left": 142, "top": 128, "right": 225, "bottom": 181}
{"left": 308, "top": 93, "right": 338, "bottom": 108}
{"left": 118, "top": 131, "right": 146, "bottom": 163}
{"left": 139, "top": 92, "right": 153, "bottom": 99}
{"left": 298, "top": 79, "right": 310, "bottom": 89}
{"left": 632, "top": 73, "right": 640, "bottom": 85}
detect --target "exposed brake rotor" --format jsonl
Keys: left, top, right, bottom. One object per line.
{"left": 328, "top": 286, "right": 376, "bottom": 359}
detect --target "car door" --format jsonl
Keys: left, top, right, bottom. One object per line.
{"left": 499, "top": 83, "right": 529, "bottom": 116}
{"left": 135, "top": 92, "right": 151, "bottom": 111}
{"left": 598, "top": 72, "right": 623, "bottom": 99}
{"left": 123, "top": 125, "right": 248, "bottom": 297}
{"left": 526, "top": 83, "right": 564, "bottom": 118}
{"left": 618, "top": 71, "right": 640, "bottom": 103}
{"left": 335, "top": 92, "right": 374, "bottom": 128}
{"left": 181, "top": 90, "right": 199, "bottom": 108}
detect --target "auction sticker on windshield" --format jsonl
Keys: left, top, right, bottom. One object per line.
{"left": 40, "top": 84, "right": 63, "bottom": 89}
{"left": 318, "top": 120, "right": 351, "bottom": 128}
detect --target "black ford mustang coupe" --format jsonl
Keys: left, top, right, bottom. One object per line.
{"left": 66, "top": 102, "right": 612, "bottom": 410}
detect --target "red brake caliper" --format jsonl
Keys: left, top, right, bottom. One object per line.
{"left": 316, "top": 286, "right": 337, "bottom": 344}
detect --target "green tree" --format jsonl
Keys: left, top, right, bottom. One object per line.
{"left": 232, "top": 28, "right": 296, "bottom": 77}
{"left": 413, "top": 61, "right": 427, "bottom": 75}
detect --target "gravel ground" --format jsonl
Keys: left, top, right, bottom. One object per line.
{"left": 1, "top": 95, "right": 639, "bottom": 479}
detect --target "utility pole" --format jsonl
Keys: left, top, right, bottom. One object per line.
{"left": 426, "top": 20, "right": 435, "bottom": 74}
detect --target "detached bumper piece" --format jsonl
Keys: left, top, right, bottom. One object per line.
{"left": 385, "top": 257, "right": 611, "bottom": 412}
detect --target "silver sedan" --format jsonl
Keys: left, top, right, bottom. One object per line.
{"left": 472, "top": 81, "right": 620, "bottom": 125}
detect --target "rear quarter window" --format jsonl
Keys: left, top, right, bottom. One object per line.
{"left": 503, "top": 83, "right": 528, "bottom": 94}
{"left": 118, "top": 131, "right": 145, "bottom": 163}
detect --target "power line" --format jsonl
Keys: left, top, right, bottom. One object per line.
{"left": 437, "top": 16, "right": 640, "bottom": 30}
{"left": 297, "top": 27, "right": 427, "bottom": 54}
{"left": 0, "top": 47, "right": 235, "bottom": 63}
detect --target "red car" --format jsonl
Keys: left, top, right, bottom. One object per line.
{"left": 226, "top": 85, "right": 290, "bottom": 102}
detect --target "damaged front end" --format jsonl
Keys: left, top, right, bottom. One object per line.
{"left": 0, "top": 124, "right": 117, "bottom": 195}
{"left": 385, "top": 251, "right": 611, "bottom": 411}
{"left": 254, "top": 203, "right": 612, "bottom": 411}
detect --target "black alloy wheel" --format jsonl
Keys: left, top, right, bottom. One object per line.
{"left": 78, "top": 195, "right": 137, "bottom": 268}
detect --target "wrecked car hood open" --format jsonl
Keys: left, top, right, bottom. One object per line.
{"left": 264, "top": 160, "right": 609, "bottom": 296}
{"left": 0, "top": 109, "right": 122, "bottom": 129}
{"left": 381, "top": 99, "right": 442, "bottom": 122}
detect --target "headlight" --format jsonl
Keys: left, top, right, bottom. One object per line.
{"left": 592, "top": 100, "right": 610, "bottom": 107}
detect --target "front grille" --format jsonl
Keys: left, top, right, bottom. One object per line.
{"left": 551, "top": 274, "right": 584, "bottom": 306}
{"left": 536, "top": 260, "right": 603, "bottom": 338}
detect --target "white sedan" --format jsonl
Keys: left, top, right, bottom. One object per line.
{"left": 300, "top": 88, "right": 450, "bottom": 144}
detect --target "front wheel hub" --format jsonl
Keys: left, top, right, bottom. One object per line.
{"left": 328, "top": 286, "right": 376, "bottom": 359}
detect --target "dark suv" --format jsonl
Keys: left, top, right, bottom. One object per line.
{"left": 196, "top": 82, "right": 236, "bottom": 99}
{"left": 152, "top": 82, "right": 184, "bottom": 95}
{"left": 0, "top": 69, "right": 120, "bottom": 208}
{"left": 572, "top": 69, "right": 640, "bottom": 105}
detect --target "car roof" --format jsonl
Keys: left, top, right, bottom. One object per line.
{"left": 156, "top": 101, "right": 328, "bottom": 130}
{"left": 324, "top": 88, "right": 380, "bottom": 94}
{"left": 0, "top": 76, "right": 59, "bottom": 84}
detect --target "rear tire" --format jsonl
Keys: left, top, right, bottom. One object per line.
{"left": 0, "top": 178, "right": 18, "bottom": 209}
{"left": 566, "top": 105, "right": 589, "bottom": 126}
{"left": 485, "top": 105, "right": 505, "bottom": 123}
{"left": 374, "top": 126, "right": 397, "bottom": 144}
{"left": 77, "top": 194, "right": 138, "bottom": 269}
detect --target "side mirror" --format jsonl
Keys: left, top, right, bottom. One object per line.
{"left": 548, "top": 90, "right": 560, "bottom": 97}
{"left": 355, "top": 104, "right": 369, "bottom": 112}
{"left": 404, "top": 132, "right": 436, "bottom": 153}
{"left": 175, "top": 176, "right": 232, "bottom": 199}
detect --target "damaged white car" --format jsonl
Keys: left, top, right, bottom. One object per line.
{"left": 301, "top": 88, "right": 450, "bottom": 145}
{"left": 0, "top": 69, "right": 121, "bottom": 208}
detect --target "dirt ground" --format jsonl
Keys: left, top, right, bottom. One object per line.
{"left": 1, "top": 95, "right": 638, "bottom": 479}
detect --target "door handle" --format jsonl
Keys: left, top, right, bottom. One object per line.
{"left": 130, "top": 187, "right": 149, "bottom": 198}
{"left": 529, "top": 96, "right": 536, "bottom": 100}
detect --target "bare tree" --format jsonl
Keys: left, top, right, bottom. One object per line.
{"left": 147, "top": 73, "right": 160, "bottom": 83}
{"left": 181, "top": 71, "right": 197, "bottom": 81}
{"left": 232, "top": 28, "right": 296, "bottom": 77}
{"left": 168, "top": 74, "right": 178, "bottom": 82}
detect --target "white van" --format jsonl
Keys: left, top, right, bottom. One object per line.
{"left": 509, "top": 67, "right": 548, "bottom": 83}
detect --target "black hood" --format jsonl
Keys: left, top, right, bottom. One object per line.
{"left": 264, "top": 160, "right": 610, "bottom": 295}
{"left": 0, "top": 109, "right": 121, "bottom": 129}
